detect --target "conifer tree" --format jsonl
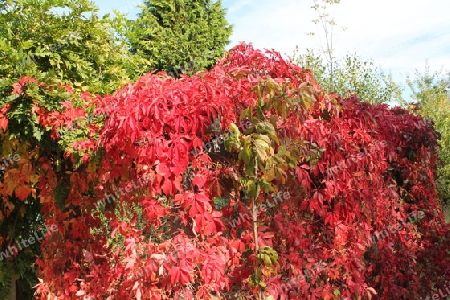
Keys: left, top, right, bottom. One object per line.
{"left": 129, "top": 0, "right": 232, "bottom": 76}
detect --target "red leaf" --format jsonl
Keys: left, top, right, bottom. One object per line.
{"left": 192, "top": 175, "right": 207, "bottom": 189}
{"left": 15, "top": 186, "right": 31, "bottom": 201}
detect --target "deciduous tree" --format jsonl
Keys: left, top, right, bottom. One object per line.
{"left": 408, "top": 66, "right": 450, "bottom": 203}
{"left": 298, "top": 0, "right": 403, "bottom": 104}
{"left": 295, "top": 50, "right": 404, "bottom": 104}
{"left": 0, "top": 0, "right": 144, "bottom": 96}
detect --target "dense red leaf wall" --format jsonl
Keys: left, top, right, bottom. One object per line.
{"left": 5, "top": 43, "right": 449, "bottom": 299}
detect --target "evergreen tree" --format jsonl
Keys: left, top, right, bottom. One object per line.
{"left": 129, "top": 0, "right": 232, "bottom": 76}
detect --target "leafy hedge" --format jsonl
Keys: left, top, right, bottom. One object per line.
{"left": 0, "top": 43, "right": 449, "bottom": 299}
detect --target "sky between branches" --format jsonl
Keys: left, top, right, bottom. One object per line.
{"left": 93, "top": 0, "right": 450, "bottom": 98}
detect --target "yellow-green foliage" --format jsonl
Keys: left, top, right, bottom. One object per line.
{"left": 0, "top": 0, "right": 145, "bottom": 96}
{"left": 408, "top": 67, "right": 450, "bottom": 203}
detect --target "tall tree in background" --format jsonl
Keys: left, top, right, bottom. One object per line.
{"left": 296, "top": 0, "right": 403, "bottom": 104}
{"left": 129, "top": 0, "right": 232, "bottom": 76}
{"left": 295, "top": 49, "right": 404, "bottom": 104}
{"left": 307, "top": 0, "right": 341, "bottom": 90}
{"left": 408, "top": 67, "right": 450, "bottom": 204}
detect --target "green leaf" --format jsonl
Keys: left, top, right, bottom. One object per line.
{"left": 224, "top": 123, "right": 242, "bottom": 152}
{"left": 244, "top": 160, "right": 255, "bottom": 176}
{"left": 240, "top": 106, "right": 252, "bottom": 121}
{"left": 254, "top": 142, "right": 268, "bottom": 162}
{"left": 253, "top": 134, "right": 272, "bottom": 164}
{"left": 21, "top": 40, "right": 35, "bottom": 50}
{"left": 255, "top": 122, "right": 278, "bottom": 143}
{"left": 247, "top": 180, "right": 257, "bottom": 199}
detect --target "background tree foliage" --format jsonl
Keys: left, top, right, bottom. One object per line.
{"left": 0, "top": 0, "right": 144, "bottom": 96}
{"left": 293, "top": 0, "right": 403, "bottom": 105}
{"left": 295, "top": 49, "right": 404, "bottom": 104}
{"left": 408, "top": 67, "right": 450, "bottom": 205}
{"left": 128, "top": 0, "right": 232, "bottom": 76}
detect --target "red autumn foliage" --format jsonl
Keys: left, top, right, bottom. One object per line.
{"left": 5, "top": 43, "right": 450, "bottom": 299}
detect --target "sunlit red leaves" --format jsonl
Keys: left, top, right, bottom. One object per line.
{"left": 12, "top": 76, "right": 39, "bottom": 95}
{"left": 141, "top": 198, "right": 169, "bottom": 226}
{"left": 193, "top": 210, "right": 223, "bottom": 236}
{"left": 32, "top": 105, "right": 62, "bottom": 139}
{"left": 192, "top": 174, "right": 207, "bottom": 189}
{"left": 8, "top": 44, "right": 448, "bottom": 300}
{"left": 14, "top": 185, "right": 31, "bottom": 200}
{"left": 0, "top": 103, "right": 11, "bottom": 131}
{"left": 168, "top": 263, "right": 192, "bottom": 286}
{"left": 0, "top": 160, "right": 37, "bottom": 202}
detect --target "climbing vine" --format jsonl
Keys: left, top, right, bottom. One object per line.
{"left": 0, "top": 43, "right": 448, "bottom": 299}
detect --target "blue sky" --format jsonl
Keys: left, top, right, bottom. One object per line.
{"left": 93, "top": 0, "right": 450, "bottom": 98}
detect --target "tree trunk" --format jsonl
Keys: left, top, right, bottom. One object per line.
{"left": 7, "top": 271, "right": 16, "bottom": 300}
